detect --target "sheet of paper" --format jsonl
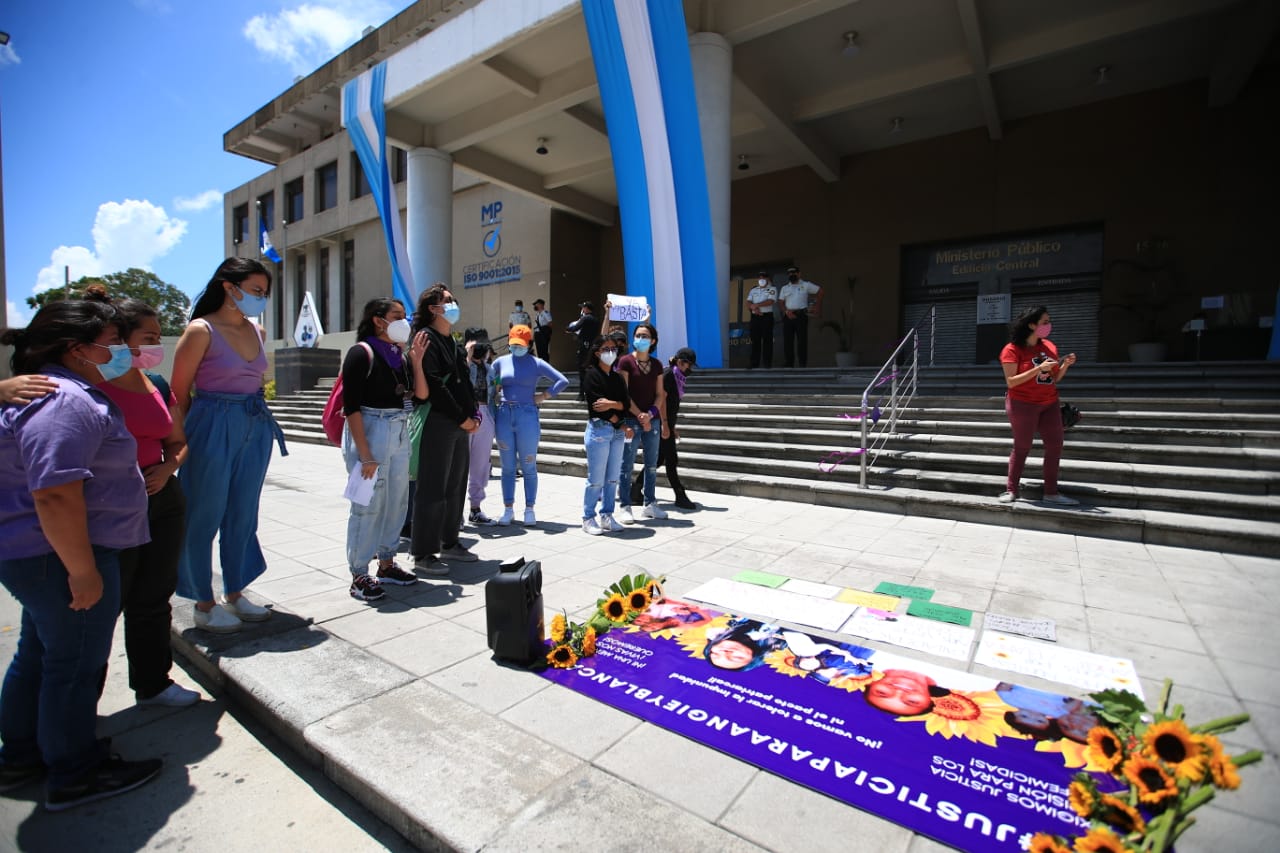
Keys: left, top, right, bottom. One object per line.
{"left": 974, "top": 632, "right": 1143, "bottom": 699}
{"left": 838, "top": 607, "right": 975, "bottom": 661}
{"left": 983, "top": 613, "right": 1057, "bottom": 642}
{"left": 732, "top": 571, "right": 788, "bottom": 588}
{"left": 343, "top": 465, "right": 378, "bottom": 506}
{"left": 683, "top": 578, "right": 855, "bottom": 632}
{"left": 835, "top": 589, "right": 901, "bottom": 610}
{"left": 780, "top": 579, "right": 842, "bottom": 599}
{"left": 906, "top": 600, "right": 973, "bottom": 627}
{"left": 874, "top": 582, "right": 935, "bottom": 601}
{"left": 606, "top": 293, "right": 649, "bottom": 322}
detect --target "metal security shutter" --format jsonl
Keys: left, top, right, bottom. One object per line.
{"left": 1011, "top": 290, "right": 1099, "bottom": 363}
{"left": 903, "top": 301, "right": 976, "bottom": 365}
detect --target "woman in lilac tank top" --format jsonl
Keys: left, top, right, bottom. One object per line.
{"left": 170, "top": 258, "right": 286, "bottom": 634}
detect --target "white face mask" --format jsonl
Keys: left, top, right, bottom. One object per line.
{"left": 758, "top": 278, "right": 768, "bottom": 286}
{"left": 385, "top": 318, "right": 412, "bottom": 343}
{"left": 599, "top": 350, "right": 618, "bottom": 366}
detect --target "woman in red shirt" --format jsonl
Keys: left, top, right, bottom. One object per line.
{"left": 998, "top": 306, "right": 1078, "bottom": 505}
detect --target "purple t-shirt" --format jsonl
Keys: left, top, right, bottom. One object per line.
{"left": 0, "top": 366, "right": 150, "bottom": 558}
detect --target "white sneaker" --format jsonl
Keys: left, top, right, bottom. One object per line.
{"left": 1042, "top": 493, "right": 1080, "bottom": 506}
{"left": 223, "top": 596, "right": 271, "bottom": 622}
{"left": 639, "top": 503, "right": 667, "bottom": 520}
{"left": 598, "top": 513, "right": 617, "bottom": 532}
{"left": 497, "top": 507, "right": 514, "bottom": 526}
{"left": 523, "top": 509, "right": 537, "bottom": 526}
{"left": 138, "top": 683, "right": 201, "bottom": 707}
{"left": 193, "top": 604, "right": 241, "bottom": 634}
{"left": 997, "top": 491, "right": 1017, "bottom": 504}
{"left": 616, "top": 506, "right": 636, "bottom": 525}
{"left": 583, "top": 517, "right": 603, "bottom": 536}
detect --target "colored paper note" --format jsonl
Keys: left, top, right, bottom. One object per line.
{"left": 836, "top": 589, "right": 901, "bottom": 610}
{"left": 983, "top": 613, "right": 1057, "bottom": 642}
{"left": 974, "top": 632, "right": 1143, "bottom": 699}
{"left": 732, "top": 571, "right": 788, "bottom": 588}
{"left": 907, "top": 600, "right": 973, "bottom": 626}
{"left": 874, "top": 582, "right": 935, "bottom": 601}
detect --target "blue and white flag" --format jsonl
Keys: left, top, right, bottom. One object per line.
{"left": 582, "top": 0, "right": 722, "bottom": 365}
{"left": 259, "top": 215, "right": 282, "bottom": 264}
{"left": 294, "top": 291, "right": 324, "bottom": 348}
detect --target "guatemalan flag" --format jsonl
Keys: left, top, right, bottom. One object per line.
{"left": 582, "top": 0, "right": 722, "bottom": 366}
{"left": 259, "top": 216, "right": 282, "bottom": 264}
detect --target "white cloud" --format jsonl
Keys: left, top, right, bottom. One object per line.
{"left": 34, "top": 199, "right": 187, "bottom": 293}
{"left": 6, "top": 300, "right": 30, "bottom": 328}
{"left": 174, "top": 189, "right": 223, "bottom": 212}
{"left": 0, "top": 42, "right": 20, "bottom": 68}
{"left": 244, "top": 1, "right": 394, "bottom": 74}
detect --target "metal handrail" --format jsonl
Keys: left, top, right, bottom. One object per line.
{"left": 857, "top": 306, "right": 932, "bottom": 488}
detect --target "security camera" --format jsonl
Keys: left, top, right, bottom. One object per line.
{"left": 737, "top": 155, "right": 750, "bottom": 171}
{"left": 536, "top": 137, "right": 549, "bottom": 156}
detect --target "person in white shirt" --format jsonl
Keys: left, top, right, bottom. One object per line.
{"left": 778, "top": 266, "right": 823, "bottom": 368}
{"left": 744, "top": 270, "right": 777, "bottom": 369}
{"left": 532, "top": 298, "right": 553, "bottom": 360}
{"left": 508, "top": 300, "right": 531, "bottom": 330}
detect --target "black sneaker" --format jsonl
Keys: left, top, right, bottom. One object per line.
{"left": 349, "top": 574, "right": 386, "bottom": 601}
{"left": 375, "top": 563, "right": 418, "bottom": 586}
{"left": 0, "top": 760, "right": 45, "bottom": 793}
{"left": 45, "top": 756, "right": 162, "bottom": 812}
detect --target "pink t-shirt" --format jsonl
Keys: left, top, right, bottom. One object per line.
{"left": 98, "top": 381, "right": 175, "bottom": 469}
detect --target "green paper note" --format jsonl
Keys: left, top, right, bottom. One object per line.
{"left": 733, "top": 571, "right": 789, "bottom": 588}
{"left": 874, "top": 582, "right": 935, "bottom": 601}
{"left": 906, "top": 600, "right": 973, "bottom": 626}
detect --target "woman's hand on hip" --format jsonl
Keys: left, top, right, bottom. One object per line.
{"left": 68, "top": 569, "right": 104, "bottom": 610}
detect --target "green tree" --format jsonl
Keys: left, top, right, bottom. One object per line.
{"left": 26, "top": 268, "right": 192, "bottom": 335}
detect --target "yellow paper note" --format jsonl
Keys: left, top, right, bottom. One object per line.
{"left": 836, "top": 589, "right": 900, "bottom": 611}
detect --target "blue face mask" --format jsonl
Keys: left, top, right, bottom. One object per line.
{"left": 633, "top": 337, "right": 652, "bottom": 353}
{"left": 510, "top": 344, "right": 529, "bottom": 358}
{"left": 89, "top": 343, "right": 134, "bottom": 382}
{"left": 233, "top": 286, "right": 269, "bottom": 317}
{"left": 441, "top": 302, "right": 461, "bottom": 325}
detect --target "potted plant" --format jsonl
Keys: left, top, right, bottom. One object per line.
{"left": 820, "top": 277, "right": 858, "bottom": 368}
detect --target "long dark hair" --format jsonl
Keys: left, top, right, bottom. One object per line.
{"left": 633, "top": 322, "right": 659, "bottom": 358}
{"left": 412, "top": 283, "right": 449, "bottom": 334}
{"left": 588, "top": 334, "right": 615, "bottom": 368}
{"left": 190, "top": 258, "right": 273, "bottom": 320}
{"left": 82, "top": 283, "right": 158, "bottom": 340}
{"left": 356, "top": 298, "right": 403, "bottom": 340}
{"left": 1009, "top": 305, "right": 1048, "bottom": 346}
{"left": 1, "top": 300, "right": 121, "bottom": 375}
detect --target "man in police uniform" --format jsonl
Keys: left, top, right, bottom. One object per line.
{"left": 779, "top": 266, "right": 823, "bottom": 368}
{"left": 532, "top": 298, "right": 553, "bottom": 360}
{"left": 566, "top": 301, "right": 601, "bottom": 399}
{"left": 744, "top": 270, "right": 777, "bottom": 369}
{"left": 509, "top": 299, "right": 532, "bottom": 330}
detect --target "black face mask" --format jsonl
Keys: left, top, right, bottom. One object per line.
{"left": 788, "top": 275, "right": 799, "bottom": 283}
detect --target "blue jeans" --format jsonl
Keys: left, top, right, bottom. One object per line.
{"left": 583, "top": 419, "right": 625, "bottom": 519}
{"left": 618, "top": 414, "right": 661, "bottom": 507}
{"left": 342, "top": 408, "right": 410, "bottom": 575}
{"left": 0, "top": 548, "right": 120, "bottom": 788}
{"left": 496, "top": 403, "right": 542, "bottom": 507}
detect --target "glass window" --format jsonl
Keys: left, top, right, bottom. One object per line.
{"left": 318, "top": 246, "right": 330, "bottom": 331}
{"left": 232, "top": 204, "right": 249, "bottom": 245}
{"left": 285, "top": 178, "right": 304, "bottom": 223}
{"left": 350, "top": 152, "right": 370, "bottom": 199}
{"left": 257, "top": 192, "right": 275, "bottom": 232}
{"left": 391, "top": 146, "right": 407, "bottom": 183}
{"left": 315, "top": 161, "right": 337, "bottom": 212}
{"left": 342, "top": 240, "right": 355, "bottom": 331}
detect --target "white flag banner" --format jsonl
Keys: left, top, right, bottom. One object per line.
{"left": 294, "top": 291, "right": 324, "bottom": 348}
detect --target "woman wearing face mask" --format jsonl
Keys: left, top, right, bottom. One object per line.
{"left": 999, "top": 305, "right": 1078, "bottom": 505}
{"left": 631, "top": 347, "right": 698, "bottom": 510}
{"left": 490, "top": 324, "right": 569, "bottom": 526}
{"left": 85, "top": 288, "right": 198, "bottom": 707}
{"left": 0, "top": 299, "right": 163, "bottom": 809}
{"left": 607, "top": 320, "right": 668, "bottom": 523}
{"left": 170, "top": 258, "right": 286, "bottom": 633}
{"left": 409, "top": 283, "right": 480, "bottom": 572}
{"left": 581, "top": 335, "right": 629, "bottom": 535}
{"left": 341, "top": 298, "right": 430, "bottom": 602}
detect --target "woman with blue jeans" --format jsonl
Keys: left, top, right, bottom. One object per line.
{"left": 581, "top": 336, "right": 630, "bottom": 535}
{"left": 0, "top": 299, "right": 162, "bottom": 809}
{"left": 609, "top": 321, "right": 668, "bottom": 523}
{"left": 340, "top": 298, "right": 430, "bottom": 602}
{"left": 491, "top": 324, "right": 569, "bottom": 527}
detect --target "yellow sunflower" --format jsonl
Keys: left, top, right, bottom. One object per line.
{"left": 626, "top": 587, "right": 651, "bottom": 613}
{"left": 1085, "top": 726, "right": 1126, "bottom": 773}
{"left": 1122, "top": 756, "right": 1179, "bottom": 806}
{"left": 1036, "top": 738, "right": 1111, "bottom": 772}
{"left": 674, "top": 615, "right": 732, "bottom": 660}
{"left": 601, "top": 593, "right": 628, "bottom": 622}
{"left": 1208, "top": 751, "right": 1242, "bottom": 790}
{"left": 896, "top": 690, "right": 1018, "bottom": 747}
{"left": 1073, "top": 827, "right": 1131, "bottom": 853}
{"left": 1098, "top": 794, "right": 1146, "bottom": 836}
{"left": 1068, "top": 779, "right": 1097, "bottom": 819}
{"left": 1028, "top": 834, "right": 1071, "bottom": 853}
{"left": 546, "top": 644, "right": 578, "bottom": 669}
{"left": 1142, "top": 720, "right": 1206, "bottom": 782}
{"left": 581, "top": 626, "right": 597, "bottom": 657}
{"left": 549, "top": 613, "right": 567, "bottom": 644}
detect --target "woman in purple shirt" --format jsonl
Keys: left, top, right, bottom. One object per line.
{"left": 0, "top": 299, "right": 162, "bottom": 809}
{"left": 171, "top": 258, "right": 286, "bottom": 634}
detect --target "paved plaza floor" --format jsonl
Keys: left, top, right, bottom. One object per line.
{"left": 9, "top": 440, "right": 1280, "bottom": 851}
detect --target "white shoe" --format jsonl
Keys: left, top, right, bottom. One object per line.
{"left": 223, "top": 596, "right": 271, "bottom": 622}
{"left": 1042, "top": 493, "right": 1080, "bottom": 506}
{"left": 583, "top": 517, "right": 603, "bottom": 536}
{"left": 639, "top": 503, "right": 667, "bottom": 520}
{"left": 497, "top": 507, "right": 514, "bottom": 526}
{"left": 997, "top": 491, "right": 1017, "bottom": 504}
{"left": 138, "top": 683, "right": 201, "bottom": 707}
{"left": 598, "top": 513, "right": 617, "bottom": 533}
{"left": 523, "top": 509, "right": 537, "bottom": 526}
{"left": 194, "top": 604, "right": 241, "bottom": 634}
{"left": 616, "top": 506, "right": 636, "bottom": 525}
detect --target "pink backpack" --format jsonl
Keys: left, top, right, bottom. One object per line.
{"left": 321, "top": 342, "right": 373, "bottom": 446}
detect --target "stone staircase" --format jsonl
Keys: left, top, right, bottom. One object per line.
{"left": 268, "top": 362, "right": 1280, "bottom": 555}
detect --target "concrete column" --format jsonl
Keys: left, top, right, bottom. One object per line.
{"left": 690, "top": 32, "right": 732, "bottom": 366}
{"left": 406, "top": 147, "right": 454, "bottom": 300}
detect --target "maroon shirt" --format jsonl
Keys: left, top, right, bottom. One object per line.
{"left": 616, "top": 354, "right": 663, "bottom": 413}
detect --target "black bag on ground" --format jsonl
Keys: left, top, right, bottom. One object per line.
{"left": 1061, "top": 402, "right": 1082, "bottom": 429}
{"left": 486, "top": 557, "right": 544, "bottom": 664}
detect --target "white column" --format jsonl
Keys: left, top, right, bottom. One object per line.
{"left": 406, "top": 147, "right": 453, "bottom": 298}
{"left": 690, "top": 32, "right": 732, "bottom": 366}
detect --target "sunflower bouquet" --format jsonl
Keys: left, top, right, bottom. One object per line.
{"left": 544, "top": 573, "right": 664, "bottom": 669}
{"left": 1029, "top": 679, "right": 1262, "bottom": 853}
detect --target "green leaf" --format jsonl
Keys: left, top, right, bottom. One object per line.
{"left": 1088, "top": 688, "right": 1148, "bottom": 727}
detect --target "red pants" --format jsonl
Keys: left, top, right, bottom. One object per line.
{"left": 1005, "top": 397, "right": 1064, "bottom": 495}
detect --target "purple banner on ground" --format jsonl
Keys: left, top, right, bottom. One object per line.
{"left": 539, "top": 601, "right": 1110, "bottom": 851}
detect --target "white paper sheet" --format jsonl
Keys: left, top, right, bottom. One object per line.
{"left": 838, "top": 607, "right": 976, "bottom": 661}
{"left": 683, "top": 578, "right": 855, "bottom": 632}
{"left": 343, "top": 464, "right": 378, "bottom": 506}
{"left": 974, "top": 632, "right": 1143, "bottom": 699}
{"left": 983, "top": 613, "right": 1057, "bottom": 642}
{"left": 779, "top": 579, "right": 842, "bottom": 599}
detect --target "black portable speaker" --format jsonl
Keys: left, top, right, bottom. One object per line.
{"left": 485, "top": 556, "right": 545, "bottom": 664}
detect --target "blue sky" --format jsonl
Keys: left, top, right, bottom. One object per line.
{"left": 2, "top": 0, "right": 407, "bottom": 326}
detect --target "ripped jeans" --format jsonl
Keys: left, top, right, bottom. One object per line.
{"left": 496, "top": 403, "right": 542, "bottom": 507}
